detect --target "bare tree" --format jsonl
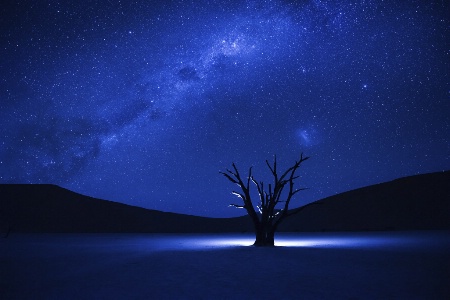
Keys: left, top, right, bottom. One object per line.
{"left": 221, "top": 153, "right": 313, "bottom": 246}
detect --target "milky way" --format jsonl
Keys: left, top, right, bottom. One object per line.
{"left": 1, "top": 0, "right": 449, "bottom": 216}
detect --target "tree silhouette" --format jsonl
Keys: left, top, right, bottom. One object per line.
{"left": 221, "top": 153, "right": 313, "bottom": 246}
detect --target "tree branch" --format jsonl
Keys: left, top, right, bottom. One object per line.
{"left": 221, "top": 162, "right": 260, "bottom": 225}
{"left": 229, "top": 203, "right": 246, "bottom": 209}
{"left": 219, "top": 171, "right": 238, "bottom": 184}
{"left": 231, "top": 191, "right": 245, "bottom": 199}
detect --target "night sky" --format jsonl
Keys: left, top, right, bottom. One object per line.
{"left": 1, "top": 0, "right": 448, "bottom": 217}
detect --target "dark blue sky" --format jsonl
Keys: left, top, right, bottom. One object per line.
{"left": 1, "top": 0, "right": 448, "bottom": 217}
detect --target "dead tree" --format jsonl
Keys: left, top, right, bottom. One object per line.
{"left": 221, "top": 153, "right": 312, "bottom": 246}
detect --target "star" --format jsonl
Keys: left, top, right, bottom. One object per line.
{"left": 0, "top": 0, "right": 448, "bottom": 217}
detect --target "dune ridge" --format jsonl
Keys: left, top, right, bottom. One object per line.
{"left": 1, "top": 171, "right": 449, "bottom": 233}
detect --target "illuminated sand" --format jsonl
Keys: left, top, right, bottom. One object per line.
{"left": 2, "top": 232, "right": 450, "bottom": 299}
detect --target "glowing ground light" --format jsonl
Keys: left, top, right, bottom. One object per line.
{"left": 205, "top": 235, "right": 410, "bottom": 248}
{"left": 274, "top": 235, "right": 398, "bottom": 248}
{"left": 136, "top": 233, "right": 432, "bottom": 250}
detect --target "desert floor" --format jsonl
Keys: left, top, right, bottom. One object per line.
{"left": 2, "top": 231, "right": 450, "bottom": 299}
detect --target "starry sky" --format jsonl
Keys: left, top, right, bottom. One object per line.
{"left": 1, "top": 0, "right": 449, "bottom": 217}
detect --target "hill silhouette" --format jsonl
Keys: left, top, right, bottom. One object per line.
{"left": 281, "top": 170, "right": 450, "bottom": 232}
{"left": 0, "top": 184, "right": 252, "bottom": 233}
{"left": 1, "top": 171, "right": 449, "bottom": 233}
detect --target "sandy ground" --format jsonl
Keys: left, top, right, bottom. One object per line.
{"left": 2, "top": 232, "right": 450, "bottom": 299}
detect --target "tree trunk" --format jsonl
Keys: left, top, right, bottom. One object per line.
{"left": 253, "top": 224, "right": 275, "bottom": 247}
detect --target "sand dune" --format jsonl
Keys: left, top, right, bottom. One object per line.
{"left": 281, "top": 170, "right": 450, "bottom": 232}
{"left": 0, "top": 184, "right": 252, "bottom": 233}
{"left": 1, "top": 171, "right": 449, "bottom": 233}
